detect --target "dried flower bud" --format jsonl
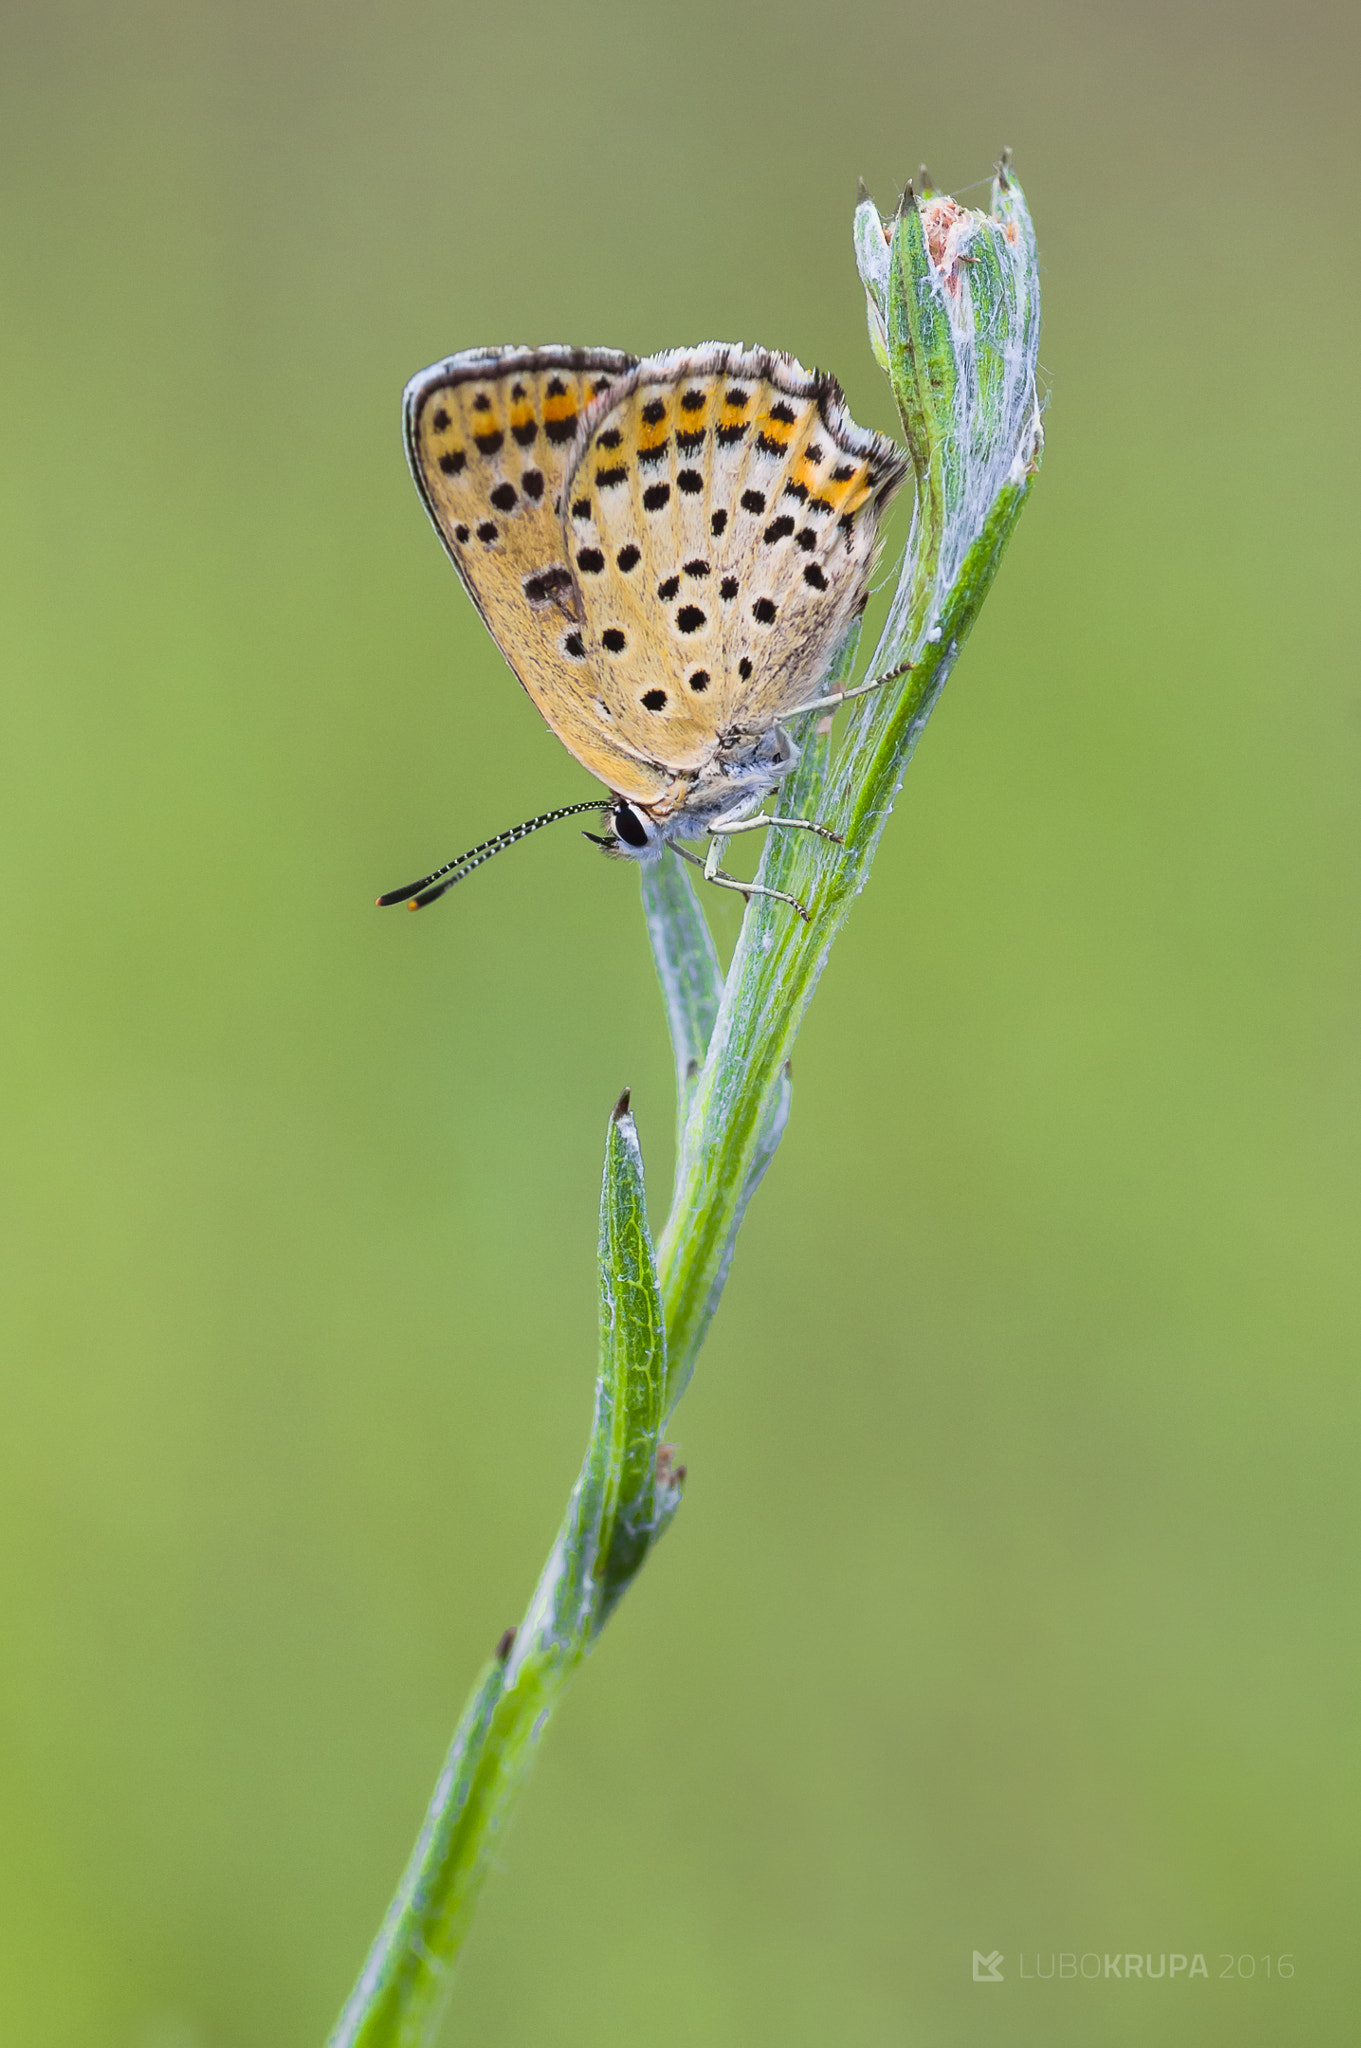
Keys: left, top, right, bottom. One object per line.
{"left": 854, "top": 155, "right": 1043, "bottom": 623}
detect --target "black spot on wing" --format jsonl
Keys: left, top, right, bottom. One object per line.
{"left": 522, "top": 565, "right": 575, "bottom": 607}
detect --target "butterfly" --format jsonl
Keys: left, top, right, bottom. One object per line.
{"left": 379, "top": 343, "right": 910, "bottom": 919}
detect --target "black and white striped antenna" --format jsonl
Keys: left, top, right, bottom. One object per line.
{"left": 377, "top": 799, "right": 611, "bottom": 910}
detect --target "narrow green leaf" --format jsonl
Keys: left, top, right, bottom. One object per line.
{"left": 327, "top": 1098, "right": 672, "bottom": 2045}
{"left": 888, "top": 190, "right": 958, "bottom": 542}
{"left": 659, "top": 621, "right": 861, "bottom": 1403}
{"left": 594, "top": 1094, "right": 676, "bottom": 1620}
{"left": 325, "top": 1652, "right": 511, "bottom": 2048}
{"left": 853, "top": 190, "right": 892, "bottom": 372}
{"left": 638, "top": 855, "right": 723, "bottom": 1161}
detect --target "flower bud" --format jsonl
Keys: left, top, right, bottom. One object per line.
{"left": 853, "top": 156, "right": 1042, "bottom": 605}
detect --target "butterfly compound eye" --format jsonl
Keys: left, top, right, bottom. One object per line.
{"left": 612, "top": 802, "right": 651, "bottom": 850}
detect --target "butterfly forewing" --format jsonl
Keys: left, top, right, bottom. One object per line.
{"left": 405, "top": 346, "right": 681, "bottom": 805}
{"left": 561, "top": 346, "right": 910, "bottom": 772}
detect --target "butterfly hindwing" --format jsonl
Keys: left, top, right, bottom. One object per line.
{"left": 559, "top": 346, "right": 910, "bottom": 773}
{"left": 405, "top": 346, "right": 681, "bottom": 805}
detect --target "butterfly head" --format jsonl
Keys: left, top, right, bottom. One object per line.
{"left": 583, "top": 799, "right": 665, "bottom": 861}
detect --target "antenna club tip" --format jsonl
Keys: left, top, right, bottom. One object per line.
{"left": 406, "top": 899, "right": 420, "bottom": 912}
{"left": 611, "top": 1087, "right": 632, "bottom": 1122}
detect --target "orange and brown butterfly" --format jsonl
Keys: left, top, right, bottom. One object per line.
{"left": 379, "top": 343, "right": 909, "bottom": 917}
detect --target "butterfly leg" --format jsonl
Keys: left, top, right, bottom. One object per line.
{"left": 709, "top": 811, "right": 843, "bottom": 847}
{"left": 700, "top": 833, "right": 811, "bottom": 922}
{"left": 779, "top": 658, "right": 915, "bottom": 723}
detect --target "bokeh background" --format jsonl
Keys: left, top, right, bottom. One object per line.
{"left": 2, "top": 1, "right": 1357, "bottom": 2043}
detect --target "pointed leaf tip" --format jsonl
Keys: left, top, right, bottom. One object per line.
{"left": 856, "top": 175, "right": 870, "bottom": 203}
{"left": 612, "top": 1088, "right": 632, "bottom": 1121}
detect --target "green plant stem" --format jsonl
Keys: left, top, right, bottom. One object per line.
{"left": 658, "top": 464, "right": 1035, "bottom": 1401}
{"left": 327, "top": 1101, "right": 674, "bottom": 2048}
{"left": 326, "top": 164, "right": 1042, "bottom": 2047}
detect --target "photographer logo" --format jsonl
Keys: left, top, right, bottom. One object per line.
{"left": 971, "top": 1950, "right": 1294, "bottom": 1984}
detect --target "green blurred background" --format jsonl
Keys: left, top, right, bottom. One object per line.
{"left": 1, "top": 0, "right": 1357, "bottom": 2043}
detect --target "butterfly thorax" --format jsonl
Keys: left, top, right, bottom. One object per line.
{"left": 639, "top": 720, "right": 797, "bottom": 834}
